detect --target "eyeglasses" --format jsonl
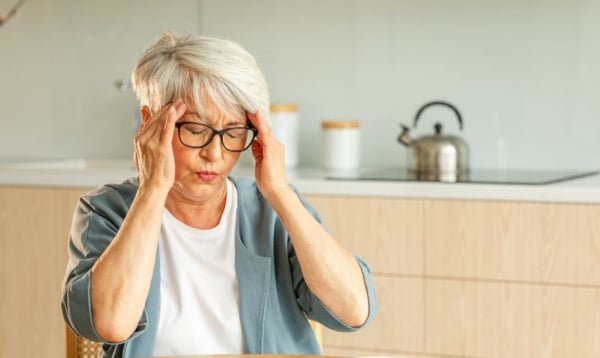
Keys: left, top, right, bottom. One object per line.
{"left": 174, "top": 121, "right": 258, "bottom": 152}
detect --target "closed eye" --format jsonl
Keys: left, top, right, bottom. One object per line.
{"left": 225, "top": 127, "right": 248, "bottom": 138}
{"left": 178, "top": 122, "right": 210, "bottom": 135}
{"left": 188, "top": 127, "right": 207, "bottom": 135}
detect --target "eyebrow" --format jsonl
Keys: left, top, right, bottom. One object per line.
{"left": 183, "top": 111, "right": 245, "bottom": 127}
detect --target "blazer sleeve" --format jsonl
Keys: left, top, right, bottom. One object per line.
{"left": 289, "top": 189, "right": 378, "bottom": 332}
{"left": 61, "top": 184, "right": 148, "bottom": 343}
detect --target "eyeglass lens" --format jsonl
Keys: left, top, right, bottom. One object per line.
{"left": 178, "top": 122, "right": 254, "bottom": 151}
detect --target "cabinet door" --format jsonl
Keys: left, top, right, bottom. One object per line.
{"left": 306, "top": 195, "right": 424, "bottom": 275}
{"left": 307, "top": 195, "right": 600, "bottom": 358}
{"left": 0, "top": 186, "right": 90, "bottom": 358}
{"left": 424, "top": 199, "right": 600, "bottom": 357}
{"left": 424, "top": 199, "right": 600, "bottom": 285}
{"left": 323, "top": 276, "right": 425, "bottom": 354}
{"left": 426, "top": 278, "right": 600, "bottom": 358}
{"left": 306, "top": 195, "right": 425, "bottom": 355}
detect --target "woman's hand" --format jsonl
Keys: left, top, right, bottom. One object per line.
{"left": 92, "top": 100, "right": 186, "bottom": 342}
{"left": 248, "top": 111, "right": 370, "bottom": 327}
{"left": 134, "top": 99, "right": 187, "bottom": 193}
{"left": 248, "top": 111, "right": 290, "bottom": 202}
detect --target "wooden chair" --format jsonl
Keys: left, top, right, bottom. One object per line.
{"left": 309, "top": 320, "right": 323, "bottom": 350}
{"left": 65, "top": 326, "right": 102, "bottom": 358}
{"left": 66, "top": 321, "right": 323, "bottom": 357}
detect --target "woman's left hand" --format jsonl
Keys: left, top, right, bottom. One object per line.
{"left": 248, "top": 111, "right": 290, "bottom": 202}
{"left": 249, "top": 113, "right": 370, "bottom": 328}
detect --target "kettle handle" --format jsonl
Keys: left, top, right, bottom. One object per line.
{"left": 414, "top": 100, "right": 463, "bottom": 130}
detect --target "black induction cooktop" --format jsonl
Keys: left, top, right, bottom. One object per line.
{"left": 327, "top": 168, "right": 599, "bottom": 185}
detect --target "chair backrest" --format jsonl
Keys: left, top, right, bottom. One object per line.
{"left": 66, "top": 321, "right": 322, "bottom": 357}
{"left": 309, "top": 319, "right": 323, "bottom": 350}
{"left": 65, "top": 326, "right": 101, "bottom": 358}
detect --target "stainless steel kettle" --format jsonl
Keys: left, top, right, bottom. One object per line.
{"left": 398, "top": 101, "right": 469, "bottom": 182}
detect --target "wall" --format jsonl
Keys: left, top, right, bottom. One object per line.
{"left": 199, "top": 0, "right": 600, "bottom": 170}
{"left": 1, "top": 0, "right": 598, "bottom": 171}
{"left": 0, "top": 0, "right": 198, "bottom": 160}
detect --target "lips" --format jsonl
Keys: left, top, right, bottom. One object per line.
{"left": 196, "top": 170, "right": 218, "bottom": 181}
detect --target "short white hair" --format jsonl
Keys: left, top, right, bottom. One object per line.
{"left": 131, "top": 32, "right": 270, "bottom": 120}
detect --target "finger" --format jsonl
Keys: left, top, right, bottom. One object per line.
{"left": 251, "top": 140, "right": 263, "bottom": 161}
{"left": 141, "top": 100, "right": 186, "bottom": 142}
{"left": 138, "top": 118, "right": 162, "bottom": 145}
{"left": 247, "top": 111, "right": 273, "bottom": 144}
{"left": 144, "top": 100, "right": 175, "bottom": 126}
{"left": 160, "top": 106, "right": 176, "bottom": 142}
{"left": 142, "top": 99, "right": 180, "bottom": 131}
{"left": 248, "top": 111, "right": 270, "bottom": 133}
{"left": 171, "top": 99, "right": 187, "bottom": 119}
{"left": 161, "top": 102, "right": 186, "bottom": 143}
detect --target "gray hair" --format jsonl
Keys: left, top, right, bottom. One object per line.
{"left": 131, "top": 32, "right": 270, "bottom": 120}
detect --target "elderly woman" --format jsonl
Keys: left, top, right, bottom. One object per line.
{"left": 62, "top": 32, "right": 377, "bottom": 358}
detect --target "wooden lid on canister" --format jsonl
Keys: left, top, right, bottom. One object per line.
{"left": 321, "top": 120, "right": 361, "bottom": 129}
{"left": 270, "top": 104, "right": 298, "bottom": 113}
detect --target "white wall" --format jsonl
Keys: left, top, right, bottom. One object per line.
{"left": 1, "top": 0, "right": 598, "bottom": 170}
{"left": 0, "top": 0, "right": 198, "bottom": 160}
{"left": 199, "top": 0, "right": 600, "bottom": 170}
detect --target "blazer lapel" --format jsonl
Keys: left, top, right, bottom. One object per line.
{"left": 235, "top": 237, "right": 272, "bottom": 353}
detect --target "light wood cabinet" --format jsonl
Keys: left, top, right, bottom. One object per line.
{"left": 2, "top": 186, "right": 599, "bottom": 358}
{"left": 0, "top": 186, "right": 90, "bottom": 358}
{"left": 308, "top": 196, "right": 424, "bottom": 275}
{"left": 425, "top": 279, "right": 600, "bottom": 357}
{"left": 306, "top": 195, "right": 600, "bottom": 358}
{"left": 424, "top": 200, "right": 600, "bottom": 285}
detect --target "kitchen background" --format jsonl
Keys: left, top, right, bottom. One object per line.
{"left": 0, "top": 0, "right": 598, "bottom": 171}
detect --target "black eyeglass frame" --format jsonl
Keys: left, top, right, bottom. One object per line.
{"left": 174, "top": 121, "right": 258, "bottom": 152}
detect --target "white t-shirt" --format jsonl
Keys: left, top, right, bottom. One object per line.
{"left": 153, "top": 179, "right": 243, "bottom": 355}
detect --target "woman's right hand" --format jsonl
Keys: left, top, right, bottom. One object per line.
{"left": 134, "top": 99, "right": 187, "bottom": 193}
{"left": 92, "top": 99, "right": 187, "bottom": 342}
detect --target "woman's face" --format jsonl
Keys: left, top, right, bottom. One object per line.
{"left": 169, "top": 99, "right": 246, "bottom": 205}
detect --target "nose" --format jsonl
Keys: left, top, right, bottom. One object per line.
{"left": 199, "top": 133, "right": 223, "bottom": 160}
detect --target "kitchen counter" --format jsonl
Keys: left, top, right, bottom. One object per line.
{"left": 1, "top": 158, "right": 600, "bottom": 204}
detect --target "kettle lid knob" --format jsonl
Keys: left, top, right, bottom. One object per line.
{"left": 434, "top": 122, "right": 442, "bottom": 135}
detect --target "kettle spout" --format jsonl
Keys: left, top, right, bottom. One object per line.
{"left": 398, "top": 124, "right": 412, "bottom": 146}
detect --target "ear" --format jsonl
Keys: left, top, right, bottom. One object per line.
{"left": 140, "top": 106, "right": 151, "bottom": 124}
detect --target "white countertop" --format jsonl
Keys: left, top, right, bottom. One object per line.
{"left": 1, "top": 158, "right": 600, "bottom": 204}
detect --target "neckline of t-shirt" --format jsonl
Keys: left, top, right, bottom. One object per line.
{"left": 162, "top": 179, "right": 235, "bottom": 238}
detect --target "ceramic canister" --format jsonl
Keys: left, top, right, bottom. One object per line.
{"left": 269, "top": 104, "right": 299, "bottom": 168}
{"left": 321, "top": 120, "right": 361, "bottom": 173}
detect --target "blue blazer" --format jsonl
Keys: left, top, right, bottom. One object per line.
{"left": 62, "top": 176, "right": 378, "bottom": 357}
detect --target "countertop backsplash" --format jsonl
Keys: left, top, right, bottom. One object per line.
{"left": 1, "top": 0, "right": 599, "bottom": 171}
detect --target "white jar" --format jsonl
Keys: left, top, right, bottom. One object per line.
{"left": 269, "top": 104, "right": 299, "bottom": 168}
{"left": 321, "top": 120, "right": 361, "bottom": 173}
